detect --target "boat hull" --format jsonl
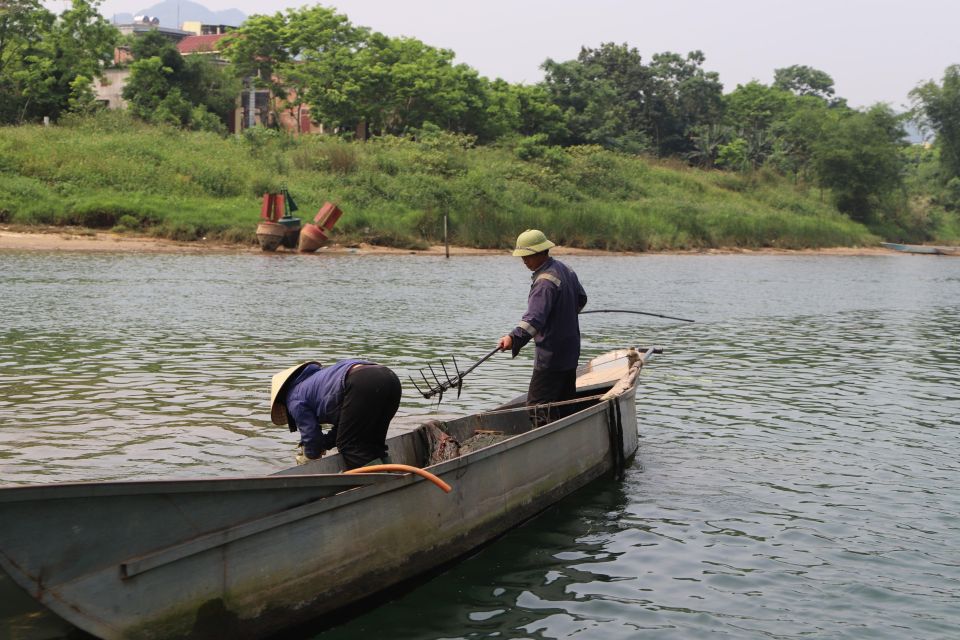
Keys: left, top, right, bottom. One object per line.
{"left": 880, "top": 241, "right": 959, "bottom": 255}
{"left": 0, "top": 349, "right": 648, "bottom": 639}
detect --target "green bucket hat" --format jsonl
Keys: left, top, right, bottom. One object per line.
{"left": 512, "top": 229, "right": 555, "bottom": 256}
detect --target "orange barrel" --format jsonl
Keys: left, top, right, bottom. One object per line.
{"left": 256, "top": 221, "right": 286, "bottom": 251}
{"left": 298, "top": 223, "right": 329, "bottom": 252}
{"left": 314, "top": 203, "right": 343, "bottom": 230}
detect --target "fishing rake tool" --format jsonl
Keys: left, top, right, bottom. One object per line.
{"left": 411, "top": 346, "right": 500, "bottom": 402}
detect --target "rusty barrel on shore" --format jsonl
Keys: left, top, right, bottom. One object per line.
{"left": 298, "top": 223, "right": 328, "bottom": 252}
{"left": 299, "top": 203, "right": 343, "bottom": 252}
{"left": 256, "top": 222, "right": 286, "bottom": 251}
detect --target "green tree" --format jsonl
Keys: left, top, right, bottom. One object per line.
{"left": 67, "top": 74, "right": 100, "bottom": 114}
{"left": 773, "top": 64, "right": 836, "bottom": 101}
{"left": 123, "top": 32, "right": 237, "bottom": 132}
{"left": 646, "top": 50, "right": 724, "bottom": 155}
{"left": 35, "top": 0, "right": 117, "bottom": 120}
{"left": 178, "top": 54, "right": 242, "bottom": 127}
{"left": 122, "top": 56, "right": 176, "bottom": 121}
{"left": 478, "top": 80, "right": 567, "bottom": 143}
{"left": 220, "top": 11, "right": 292, "bottom": 99}
{"left": 224, "top": 4, "right": 563, "bottom": 142}
{"left": 723, "top": 81, "right": 793, "bottom": 133}
{"left": 374, "top": 37, "right": 477, "bottom": 134}
{"left": 768, "top": 96, "right": 832, "bottom": 181}
{"left": 223, "top": 6, "right": 361, "bottom": 132}
{"left": 686, "top": 123, "right": 733, "bottom": 168}
{"left": 152, "top": 87, "right": 193, "bottom": 127}
{"left": 811, "top": 105, "right": 906, "bottom": 222}
{"left": 130, "top": 30, "right": 184, "bottom": 76}
{"left": 542, "top": 43, "right": 652, "bottom": 152}
{"left": 510, "top": 82, "right": 567, "bottom": 141}
{"left": 910, "top": 64, "right": 960, "bottom": 183}
{"left": 716, "top": 137, "right": 750, "bottom": 172}
{"left": 0, "top": 0, "right": 115, "bottom": 123}
{"left": 231, "top": 6, "right": 498, "bottom": 140}
{"left": 0, "top": 0, "right": 54, "bottom": 122}
{"left": 722, "top": 81, "right": 806, "bottom": 170}
{"left": 542, "top": 43, "right": 722, "bottom": 155}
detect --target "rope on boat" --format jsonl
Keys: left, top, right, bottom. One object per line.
{"left": 476, "top": 393, "right": 607, "bottom": 418}
{"left": 344, "top": 463, "right": 453, "bottom": 493}
{"left": 606, "top": 398, "right": 626, "bottom": 480}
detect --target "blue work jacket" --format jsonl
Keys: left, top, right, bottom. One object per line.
{"left": 285, "top": 359, "right": 370, "bottom": 458}
{"left": 509, "top": 257, "right": 587, "bottom": 371}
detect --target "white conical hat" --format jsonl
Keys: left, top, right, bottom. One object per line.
{"left": 270, "top": 361, "right": 321, "bottom": 425}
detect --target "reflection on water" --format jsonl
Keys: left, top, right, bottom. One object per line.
{"left": 1, "top": 250, "right": 959, "bottom": 638}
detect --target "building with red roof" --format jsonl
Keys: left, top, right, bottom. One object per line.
{"left": 176, "top": 34, "right": 229, "bottom": 56}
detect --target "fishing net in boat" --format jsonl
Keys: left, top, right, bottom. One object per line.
{"left": 459, "top": 431, "right": 509, "bottom": 455}
{"left": 422, "top": 421, "right": 461, "bottom": 465}
{"left": 421, "top": 421, "right": 511, "bottom": 465}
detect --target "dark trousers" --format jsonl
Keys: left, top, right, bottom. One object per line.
{"left": 526, "top": 367, "right": 577, "bottom": 427}
{"left": 337, "top": 365, "right": 402, "bottom": 469}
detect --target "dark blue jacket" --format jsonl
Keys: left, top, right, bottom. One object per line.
{"left": 509, "top": 257, "right": 587, "bottom": 371}
{"left": 285, "top": 359, "right": 370, "bottom": 458}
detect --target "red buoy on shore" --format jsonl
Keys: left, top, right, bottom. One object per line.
{"left": 298, "top": 202, "right": 343, "bottom": 253}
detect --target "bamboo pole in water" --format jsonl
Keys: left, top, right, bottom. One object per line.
{"left": 444, "top": 213, "right": 449, "bottom": 259}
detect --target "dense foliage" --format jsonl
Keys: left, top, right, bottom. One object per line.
{"left": 0, "top": 0, "right": 116, "bottom": 123}
{"left": 1, "top": 2, "right": 958, "bottom": 244}
{"left": 122, "top": 31, "right": 239, "bottom": 131}
{"left": 0, "top": 111, "right": 883, "bottom": 249}
{"left": 911, "top": 65, "right": 960, "bottom": 212}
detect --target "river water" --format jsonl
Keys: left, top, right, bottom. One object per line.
{"left": 1, "top": 249, "right": 958, "bottom": 639}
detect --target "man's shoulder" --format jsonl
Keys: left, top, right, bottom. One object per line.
{"left": 544, "top": 258, "right": 580, "bottom": 278}
{"left": 535, "top": 271, "right": 562, "bottom": 287}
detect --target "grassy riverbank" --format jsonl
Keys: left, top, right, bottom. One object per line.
{"left": 0, "top": 112, "right": 909, "bottom": 251}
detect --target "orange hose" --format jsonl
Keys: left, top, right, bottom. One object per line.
{"left": 344, "top": 463, "right": 452, "bottom": 493}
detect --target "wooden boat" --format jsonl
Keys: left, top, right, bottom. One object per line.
{"left": 880, "top": 242, "right": 959, "bottom": 255}
{"left": 0, "top": 347, "right": 659, "bottom": 640}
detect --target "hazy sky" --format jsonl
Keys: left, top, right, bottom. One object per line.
{"left": 91, "top": 0, "right": 958, "bottom": 109}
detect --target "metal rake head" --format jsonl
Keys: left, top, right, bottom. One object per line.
{"left": 409, "top": 356, "right": 464, "bottom": 403}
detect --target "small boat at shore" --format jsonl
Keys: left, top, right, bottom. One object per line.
{"left": 0, "top": 347, "right": 659, "bottom": 640}
{"left": 880, "top": 242, "right": 959, "bottom": 256}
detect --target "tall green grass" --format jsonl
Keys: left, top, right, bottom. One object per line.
{"left": 0, "top": 111, "right": 884, "bottom": 250}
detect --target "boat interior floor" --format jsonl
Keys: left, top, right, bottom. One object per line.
{"left": 275, "top": 385, "right": 611, "bottom": 477}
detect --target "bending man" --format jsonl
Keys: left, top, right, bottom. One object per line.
{"left": 270, "top": 360, "right": 401, "bottom": 469}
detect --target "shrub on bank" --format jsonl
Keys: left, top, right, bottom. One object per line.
{"left": 0, "top": 112, "right": 903, "bottom": 250}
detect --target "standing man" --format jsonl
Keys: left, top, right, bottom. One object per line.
{"left": 270, "top": 359, "right": 402, "bottom": 469}
{"left": 498, "top": 229, "right": 587, "bottom": 425}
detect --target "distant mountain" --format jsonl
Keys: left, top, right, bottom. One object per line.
{"left": 109, "top": 0, "right": 246, "bottom": 28}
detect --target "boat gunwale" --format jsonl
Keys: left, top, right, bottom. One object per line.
{"left": 0, "top": 473, "right": 385, "bottom": 503}
{"left": 0, "top": 355, "right": 644, "bottom": 505}
{"left": 0, "top": 348, "right": 649, "bottom": 639}
{"left": 98, "top": 393, "right": 635, "bottom": 581}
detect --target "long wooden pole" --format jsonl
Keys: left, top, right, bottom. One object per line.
{"left": 444, "top": 213, "right": 449, "bottom": 259}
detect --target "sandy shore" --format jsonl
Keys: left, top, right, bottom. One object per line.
{"left": 0, "top": 226, "right": 899, "bottom": 257}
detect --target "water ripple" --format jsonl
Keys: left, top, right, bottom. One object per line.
{"left": 2, "top": 252, "right": 960, "bottom": 638}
